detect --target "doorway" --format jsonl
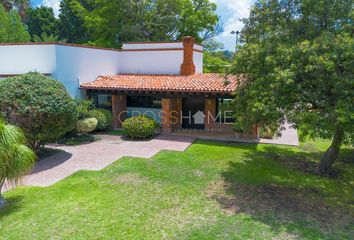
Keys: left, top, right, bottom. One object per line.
{"left": 182, "top": 97, "right": 205, "bottom": 129}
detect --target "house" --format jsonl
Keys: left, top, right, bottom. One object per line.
{"left": 0, "top": 37, "right": 258, "bottom": 139}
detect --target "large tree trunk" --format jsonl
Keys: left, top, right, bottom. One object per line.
{"left": 319, "top": 125, "right": 344, "bottom": 174}
{"left": 0, "top": 179, "right": 5, "bottom": 208}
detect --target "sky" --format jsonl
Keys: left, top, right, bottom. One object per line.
{"left": 31, "top": 0, "right": 254, "bottom": 51}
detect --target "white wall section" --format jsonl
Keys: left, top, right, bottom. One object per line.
{"left": 0, "top": 45, "right": 56, "bottom": 74}
{"left": 55, "top": 45, "right": 121, "bottom": 97}
{"left": 0, "top": 41, "right": 204, "bottom": 97}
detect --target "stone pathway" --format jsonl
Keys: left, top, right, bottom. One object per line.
{"left": 259, "top": 122, "right": 299, "bottom": 146}
{"left": 5, "top": 135, "right": 195, "bottom": 189}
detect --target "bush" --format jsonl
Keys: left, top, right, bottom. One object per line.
{"left": 122, "top": 116, "right": 156, "bottom": 139}
{"left": 76, "top": 118, "right": 98, "bottom": 133}
{"left": 88, "top": 109, "right": 108, "bottom": 130}
{"left": 260, "top": 126, "right": 279, "bottom": 139}
{"left": 75, "top": 99, "right": 94, "bottom": 119}
{"left": 0, "top": 72, "right": 77, "bottom": 150}
{"left": 56, "top": 132, "right": 96, "bottom": 146}
{"left": 96, "top": 109, "right": 113, "bottom": 127}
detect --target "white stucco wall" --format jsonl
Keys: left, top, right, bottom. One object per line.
{"left": 120, "top": 42, "right": 203, "bottom": 75}
{"left": 0, "top": 41, "right": 204, "bottom": 98}
{"left": 119, "top": 50, "right": 184, "bottom": 75}
{"left": 55, "top": 45, "right": 121, "bottom": 97}
{"left": 0, "top": 45, "right": 56, "bottom": 74}
{"left": 194, "top": 51, "right": 203, "bottom": 73}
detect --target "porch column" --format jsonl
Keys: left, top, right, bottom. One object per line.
{"left": 161, "top": 98, "right": 173, "bottom": 132}
{"left": 112, "top": 94, "right": 127, "bottom": 129}
{"left": 205, "top": 97, "right": 216, "bottom": 131}
{"left": 173, "top": 98, "right": 182, "bottom": 130}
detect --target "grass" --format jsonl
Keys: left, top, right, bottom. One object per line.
{"left": 0, "top": 139, "right": 353, "bottom": 239}
{"left": 106, "top": 129, "right": 126, "bottom": 136}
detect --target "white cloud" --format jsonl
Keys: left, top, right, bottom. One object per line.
{"left": 212, "top": 0, "right": 254, "bottom": 51}
{"left": 218, "top": 0, "right": 252, "bottom": 36}
{"left": 41, "top": 0, "right": 61, "bottom": 17}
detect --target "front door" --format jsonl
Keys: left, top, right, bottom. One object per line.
{"left": 182, "top": 97, "right": 205, "bottom": 129}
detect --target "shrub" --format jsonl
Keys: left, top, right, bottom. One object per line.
{"left": 122, "top": 116, "right": 156, "bottom": 139}
{"left": 96, "top": 109, "right": 113, "bottom": 127}
{"left": 259, "top": 126, "right": 280, "bottom": 139}
{"left": 76, "top": 118, "right": 98, "bottom": 134}
{"left": 75, "top": 99, "right": 94, "bottom": 119}
{"left": 88, "top": 109, "right": 108, "bottom": 130}
{"left": 0, "top": 72, "right": 77, "bottom": 150}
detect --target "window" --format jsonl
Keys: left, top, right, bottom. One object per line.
{"left": 127, "top": 96, "right": 162, "bottom": 108}
{"left": 216, "top": 98, "right": 234, "bottom": 123}
{"left": 89, "top": 94, "right": 112, "bottom": 111}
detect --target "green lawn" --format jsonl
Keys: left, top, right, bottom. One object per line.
{"left": 1, "top": 139, "right": 353, "bottom": 240}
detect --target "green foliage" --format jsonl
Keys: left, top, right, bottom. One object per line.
{"left": 76, "top": 117, "right": 98, "bottom": 134}
{"left": 70, "top": 0, "right": 219, "bottom": 47}
{"left": 259, "top": 126, "right": 279, "bottom": 139}
{"left": 203, "top": 51, "right": 232, "bottom": 73}
{"left": 0, "top": 5, "right": 30, "bottom": 42}
{"left": 26, "top": 6, "right": 59, "bottom": 41}
{"left": 96, "top": 109, "right": 113, "bottom": 127}
{"left": 33, "top": 32, "right": 61, "bottom": 42}
{"left": 0, "top": 140, "right": 353, "bottom": 238}
{"left": 0, "top": 72, "right": 77, "bottom": 150}
{"left": 202, "top": 39, "right": 233, "bottom": 73}
{"left": 58, "top": 0, "right": 93, "bottom": 43}
{"left": 56, "top": 131, "right": 96, "bottom": 145}
{"left": 75, "top": 99, "right": 94, "bottom": 120}
{"left": 232, "top": 0, "right": 354, "bottom": 171}
{"left": 122, "top": 116, "right": 156, "bottom": 139}
{"left": 0, "top": 119, "right": 36, "bottom": 207}
{"left": 88, "top": 109, "right": 109, "bottom": 130}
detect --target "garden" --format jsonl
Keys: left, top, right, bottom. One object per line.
{"left": 0, "top": 73, "right": 353, "bottom": 239}
{"left": 0, "top": 72, "right": 158, "bottom": 204}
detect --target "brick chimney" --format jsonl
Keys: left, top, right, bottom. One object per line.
{"left": 180, "top": 36, "right": 196, "bottom": 75}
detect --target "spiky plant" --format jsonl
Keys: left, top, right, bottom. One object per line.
{"left": 0, "top": 118, "right": 36, "bottom": 208}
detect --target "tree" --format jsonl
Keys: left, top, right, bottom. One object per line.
{"left": 33, "top": 32, "right": 61, "bottom": 42}
{"left": 202, "top": 39, "right": 233, "bottom": 73}
{"left": 0, "top": 73, "right": 78, "bottom": 151}
{"left": 0, "top": 4, "right": 30, "bottom": 42}
{"left": 232, "top": 0, "right": 354, "bottom": 174}
{"left": 1, "top": 0, "right": 30, "bottom": 19}
{"left": 58, "top": 0, "right": 93, "bottom": 43}
{"left": 25, "top": 6, "right": 59, "bottom": 40}
{"left": 0, "top": 118, "right": 36, "bottom": 208}
{"left": 70, "top": 0, "right": 219, "bottom": 47}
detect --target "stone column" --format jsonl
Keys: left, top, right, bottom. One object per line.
{"left": 205, "top": 97, "right": 216, "bottom": 131}
{"left": 161, "top": 98, "right": 172, "bottom": 132}
{"left": 112, "top": 94, "right": 127, "bottom": 129}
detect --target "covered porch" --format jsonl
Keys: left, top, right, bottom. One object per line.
{"left": 80, "top": 73, "right": 259, "bottom": 140}
{"left": 86, "top": 89, "right": 259, "bottom": 140}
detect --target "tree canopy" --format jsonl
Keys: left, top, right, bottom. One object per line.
{"left": 26, "top": 6, "right": 59, "bottom": 41}
{"left": 0, "top": 4, "right": 30, "bottom": 42}
{"left": 58, "top": 0, "right": 93, "bottom": 43}
{"left": 68, "top": 0, "right": 219, "bottom": 47}
{"left": 232, "top": 0, "right": 354, "bottom": 174}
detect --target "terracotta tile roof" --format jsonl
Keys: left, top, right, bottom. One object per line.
{"left": 80, "top": 73, "right": 241, "bottom": 94}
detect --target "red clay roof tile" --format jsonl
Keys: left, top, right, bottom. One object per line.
{"left": 80, "top": 73, "right": 241, "bottom": 94}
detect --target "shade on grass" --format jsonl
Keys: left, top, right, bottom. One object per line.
{"left": 0, "top": 140, "right": 353, "bottom": 239}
